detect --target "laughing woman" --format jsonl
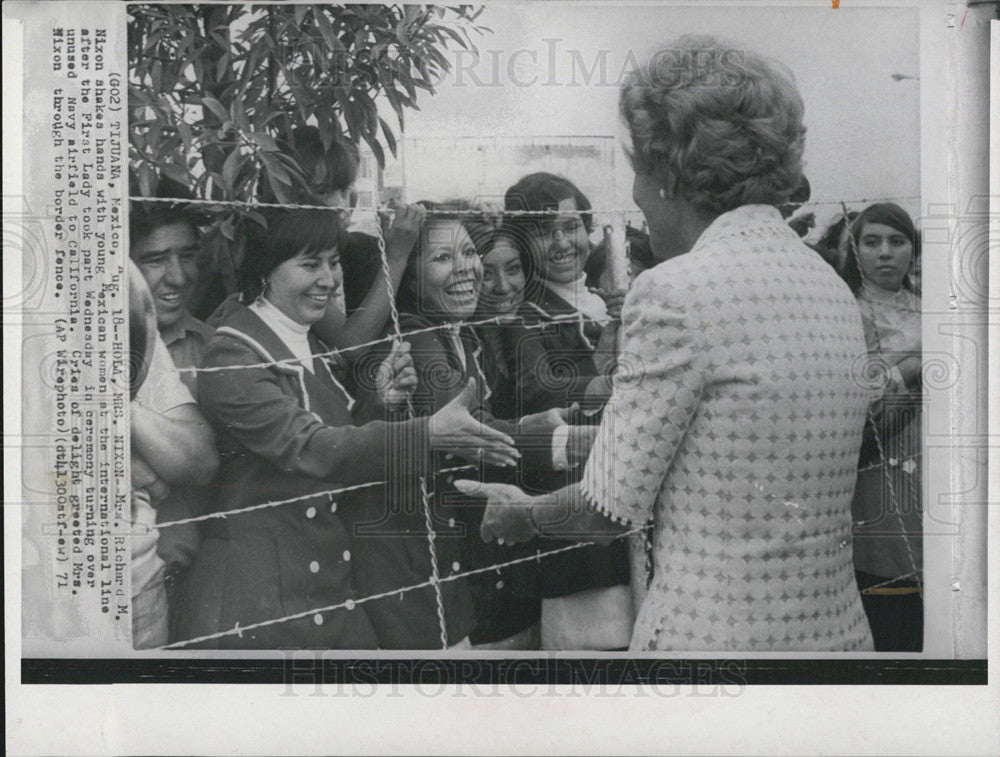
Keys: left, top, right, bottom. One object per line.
{"left": 175, "top": 208, "right": 517, "bottom": 649}
{"left": 349, "top": 207, "right": 573, "bottom": 649}
{"left": 500, "top": 175, "right": 632, "bottom": 650}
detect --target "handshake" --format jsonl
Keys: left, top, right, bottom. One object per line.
{"left": 454, "top": 479, "right": 539, "bottom": 545}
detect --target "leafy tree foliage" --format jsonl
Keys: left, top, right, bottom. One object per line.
{"left": 128, "top": 4, "right": 487, "bottom": 205}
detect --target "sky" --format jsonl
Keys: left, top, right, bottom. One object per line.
{"left": 392, "top": 3, "right": 921, "bottom": 231}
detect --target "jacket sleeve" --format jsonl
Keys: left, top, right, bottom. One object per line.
{"left": 580, "top": 274, "right": 706, "bottom": 527}
{"left": 505, "top": 317, "right": 601, "bottom": 414}
{"left": 404, "top": 326, "right": 557, "bottom": 474}
{"left": 198, "top": 335, "right": 430, "bottom": 483}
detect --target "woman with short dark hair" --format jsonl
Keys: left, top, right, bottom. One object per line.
{"left": 496, "top": 173, "right": 634, "bottom": 650}
{"left": 176, "top": 208, "right": 517, "bottom": 648}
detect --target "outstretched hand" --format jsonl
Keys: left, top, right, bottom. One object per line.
{"left": 517, "top": 403, "right": 579, "bottom": 437}
{"left": 430, "top": 379, "right": 520, "bottom": 467}
{"left": 453, "top": 479, "right": 537, "bottom": 544}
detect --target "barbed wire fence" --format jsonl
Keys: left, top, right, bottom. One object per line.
{"left": 130, "top": 192, "right": 924, "bottom": 650}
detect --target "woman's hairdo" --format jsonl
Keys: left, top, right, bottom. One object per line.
{"left": 503, "top": 172, "right": 593, "bottom": 233}
{"left": 292, "top": 125, "right": 360, "bottom": 196}
{"left": 257, "top": 125, "right": 360, "bottom": 204}
{"left": 239, "top": 208, "right": 348, "bottom": 303}
{"left": 395, "top": 200, "right": 492, "bottom": 316}
{"left": 500, "top": 172, "right": 593, "bottom": 301}
{"left": 839, "top": 202, "right": 919, "bottom": 295}
{"left": 620, "top": 35, "right": 807, "bottom": 215}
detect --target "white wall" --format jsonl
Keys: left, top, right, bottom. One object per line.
{"left": 400, "top": 4, "right": 921, "bottom": 227}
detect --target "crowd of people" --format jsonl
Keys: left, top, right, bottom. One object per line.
{"left": 128, "top": 35, "right": 923, "bottom": 653}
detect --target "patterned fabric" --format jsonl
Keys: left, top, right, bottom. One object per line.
{"left": 851, "top": 283, "right": 922, "bottom": 582}
{"left": 581, "top": 204, "right": 874, "bottom": 652}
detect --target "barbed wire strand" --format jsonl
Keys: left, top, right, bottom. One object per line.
{"left": 160, "top": 522, "right": 925, "bottom": 649}
{"left": 130, "top": 194, "right": 923, "bottom": 214}
{"left": 843, "top": 201, "right": 922, "bottom": 590}
{"left": 150, "top": 445, "right": 920, "bottom": 533}
{"left": 172, "top": 312, "right": 605, "bottom": 376}
{"left": 373, "top": 229, "right": 450, "bottom": 650}
{"left": 152, "top": 464, "right": 478, "bottom": 530}
{"left": 162, "top": 525, "right": 646, "bottom": 649}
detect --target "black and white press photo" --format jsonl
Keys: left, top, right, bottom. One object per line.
{"left": 8, "top": 0, "right": 998, "bottom": 753}
{"left": 114, "top": 1, "right": 946, "bottom": 655}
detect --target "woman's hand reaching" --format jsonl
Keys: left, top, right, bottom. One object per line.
{"left": 429, "top": 379, "right": 520, "bottom": 467}
{"left": 453, "top": 479, "right": 537, "bottom": 544}
{"left": 382, "top": 203, "right": 427, "bottom": 265}
{"left": 375, "top": 339, "right": 418, "bottom": 406}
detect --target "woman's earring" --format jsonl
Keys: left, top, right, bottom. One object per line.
{"left": 260, "top": 277, "right": 269, "bottom": 298}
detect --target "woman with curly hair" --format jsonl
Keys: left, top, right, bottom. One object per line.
{"left": 458, "top": 36, "right": 874, "bottom": 652}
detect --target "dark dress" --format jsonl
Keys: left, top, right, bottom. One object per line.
{"left": 175, "top": 302, "right": 444, "bottom": 649}
{"left": 851, "top": 284, "right": 923, "bottom": 652}
{"left": 351, "top": 313, "right": 565, "bottom": 645}
{"left": 501, "top": 286, "right": 630, "bottom": 603}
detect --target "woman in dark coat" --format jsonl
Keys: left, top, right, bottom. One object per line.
{"left": 350, "top": 209, "right": 571, "bottom": 649}
{"left": 500, "top": 174, "right": 633, "bottom": 650}
{"left": 175, "top": 208, "right": 517, "bottom": 649}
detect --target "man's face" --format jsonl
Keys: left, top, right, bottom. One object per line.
{"left": 131, "top": 221, "right": 200, "bottom": 331}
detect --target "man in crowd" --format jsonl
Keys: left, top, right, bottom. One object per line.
{"left": 129, "top": 181, "right": 218, "bottom": 644}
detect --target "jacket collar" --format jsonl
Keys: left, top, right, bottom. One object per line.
{"left": 214, "top": 299, "right": 313, "bottom": 371}
{"left": 523, "top": 283, "right": 579, "bottom": 320}
{"left": 214, "top": 299, "right": 355, "bottom": 411}
{"left": 690, "top": 204, "right": 793, "bottom": 254}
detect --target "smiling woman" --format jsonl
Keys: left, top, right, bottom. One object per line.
{"left": 397, "top": 215, "right": 483, "bottom": 321}
{"left": 264, "top": 247, "right": 344, "bottom": 327}
{"left": 175, "top": 207, "right": 519, "bottom": 649}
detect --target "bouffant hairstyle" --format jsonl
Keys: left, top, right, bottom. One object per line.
{"left": 619, "top": 35, "right": 807, "bottom": 215}
{"left": 840, "top": 202, "right": 919, "bottom": 295}
{"left": 239, "top": 208, "right": 348, "bottom": 304}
